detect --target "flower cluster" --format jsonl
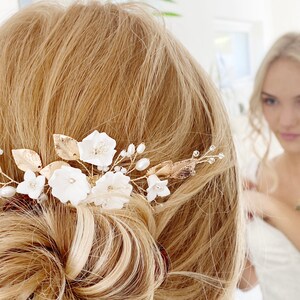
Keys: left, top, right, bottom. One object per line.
{"left": 0, "top": 131, "right": 224, "bottom": 209}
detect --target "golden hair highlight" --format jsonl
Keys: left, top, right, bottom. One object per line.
{"left": 0, "top": 2, "right": 242, "bottom": 299}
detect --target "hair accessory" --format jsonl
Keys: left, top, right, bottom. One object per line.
{"left": 0, "top": 131, "right": 224, "bottom": 209}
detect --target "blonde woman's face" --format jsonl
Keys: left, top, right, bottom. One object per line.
{"left": 261, "top": 58, "right": 300, "bottom": 153}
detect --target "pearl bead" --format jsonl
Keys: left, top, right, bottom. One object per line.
{"left": 137, "top": 143, "right": 146, "bottom": 154}
{"left": 127, "top": 144, "right": 135, "bottom": 156}
{"left": 120, "top": 150, "right": 127, "bottom": 157}
{"left": 114, "top": 166, "right": 121, "bottom": 172}
{"left": 135, "top": 158, "right": 150, "bottom": 171}
{"left": 0, "top": 186, "right": 16, "bottom": 198}
{"left": 208, "top": 157, "right": 215, "bottom": 164}
{"left": 209, "top": 145, "right": 216, "bottom": 151}
{"left": 218, "top": 152, "right": 225, "bottom": 159}
{"left": 193, "top": 150, "right": 200, "bottom": 158}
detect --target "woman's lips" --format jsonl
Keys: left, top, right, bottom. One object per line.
{"left": 280, "top": 132, "right": 300, "bottom": 141}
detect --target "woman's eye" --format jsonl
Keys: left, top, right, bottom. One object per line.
{"left": 262, "top": 97, "right": 278, "bottom": 106}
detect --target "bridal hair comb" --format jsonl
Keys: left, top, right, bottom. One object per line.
{"left": 0, "top": 130, "right": 224, "bottom": 209}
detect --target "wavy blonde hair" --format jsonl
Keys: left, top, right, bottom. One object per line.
{"left": 0, "top": 2, "right": 242, "bottom": 299}
{"left": 249, "top": 32, "right": 300, "bottom": 161}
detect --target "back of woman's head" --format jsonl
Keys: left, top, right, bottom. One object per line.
{"left": 0, "top": 2, "right": 242, "bottom": 299}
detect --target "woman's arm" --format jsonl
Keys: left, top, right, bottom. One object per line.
{"left": 243, "top": 190, "right": 300, "bottom": 251}
{"left": 237, "top": 258, "right": 258, "bottom": 291}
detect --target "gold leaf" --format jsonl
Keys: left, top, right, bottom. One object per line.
{"left": 170, "top": 159, "right": 196, "bottom": 179}
{"left": 40, "top": 161, "right": 70, "bottom": 180}
{"left": 53, "top": 134, "right": 80, "bottom": 161}
{"left": 12, "top": 149, "right": 43, "bottom": 172}
{"left": 146, "top": 161, "right": 173, "bottom": 177}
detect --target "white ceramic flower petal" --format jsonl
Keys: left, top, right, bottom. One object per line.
{"left": 16, "top": 181, "right": 29, "bottom": 194}
{"left": 36, "top": 175, "right": 46, "bottom": 186}
{"left": 161, "top": 179, "right": 168, "bottom": 186}
{"left": 104, "top": 197, "right": 125, "bottom": 209}
{"left": 66, "top": 185, "right": 88, "bottom": 206}
{"left": 81, "top": 130, "right": 99, "bottom": 142}
{"left": 158, "top": 187, "right": 170, "bottom": 197}
{"left": 146, "top": 189, "right": 157, "bottom": 202}
{"left": 24, "top": 170, "right": 36, "bottom": 181}
{"left": 78, "top": 131, "right": 116, "bottom": 166}
{"left": 49, "top": 166, "right": 90, "bottom": 206}
{"left": 99, "top": 132, "right": 116, "bottom": 148}
{"left": 28, "top": 188, "right": 43, "bottom": 200}
{"left": 147, "top": 174, "right": 159, "bottom": 187}
{"left": 92, "top": 196, "right": 106, "bottom": 206}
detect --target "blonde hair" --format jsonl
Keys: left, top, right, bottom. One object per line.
{"left": 249, "top": 32, "right": 300, "bottom": 161}
{"left": 0, "top": 2, "right": 242, "bottom": 299}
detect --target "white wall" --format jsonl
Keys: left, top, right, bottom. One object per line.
{"left": 163, "top": 0, "right": 215, "bottom": 72}
{"left": 162, "top": 0, "right": 273, "bottom": 74}
{"left": 0, "top": 0, "right": 19, "bottom": 25}
{"left": 271, "top": 0, "right": 300, "bottom": 43}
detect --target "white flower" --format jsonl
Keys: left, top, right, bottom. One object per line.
{"left": 48, "top": 166, "right": 91, "bottom": 206}
{"left": 146, "top": 174, "right": 170, "bottom": 202}
{"left": 17, "top": 170, "right": 45, "bottom": 199}
{"left": 90, "top": 171, "right": 132, "bottom": 209}
{"left": 78, "top": 130, "right": 116, "bottom": 167}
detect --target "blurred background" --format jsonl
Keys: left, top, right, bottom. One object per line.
{"left": 2, "top": 1, "right": 299, "bottom": 299}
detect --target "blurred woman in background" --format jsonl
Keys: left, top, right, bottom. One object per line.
{"left": 239, "top": 32, "right": 300, "bottom": 300}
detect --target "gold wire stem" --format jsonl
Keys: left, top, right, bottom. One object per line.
{"left": 131, "top": 175, "right": 147, "bottom": 182}
{"left": 0, "top": 171, "right": 18, "bottom": 184}
{"left": 76, "top": 160, "right": 91, "bottom": 176}
{"left": 131, "top": 180, "right": 146, "bottom": 193}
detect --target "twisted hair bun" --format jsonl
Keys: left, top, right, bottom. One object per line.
{"left": 0, "top": 198, "right": 165, "bottom": 299}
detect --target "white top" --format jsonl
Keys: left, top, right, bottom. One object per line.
{"left": 247, "top": 216, "right": 300, "bottom": 300}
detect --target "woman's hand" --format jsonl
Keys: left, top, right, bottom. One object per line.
{"left": 242, "top": 190, "right": 274, "bottom": 220}
{"left": 242, "top": 190, "right": 300, "bottom": 250}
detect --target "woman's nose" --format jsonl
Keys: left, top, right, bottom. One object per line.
{"left": 279, "top": 106, "right": 298, "bottom": 128}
